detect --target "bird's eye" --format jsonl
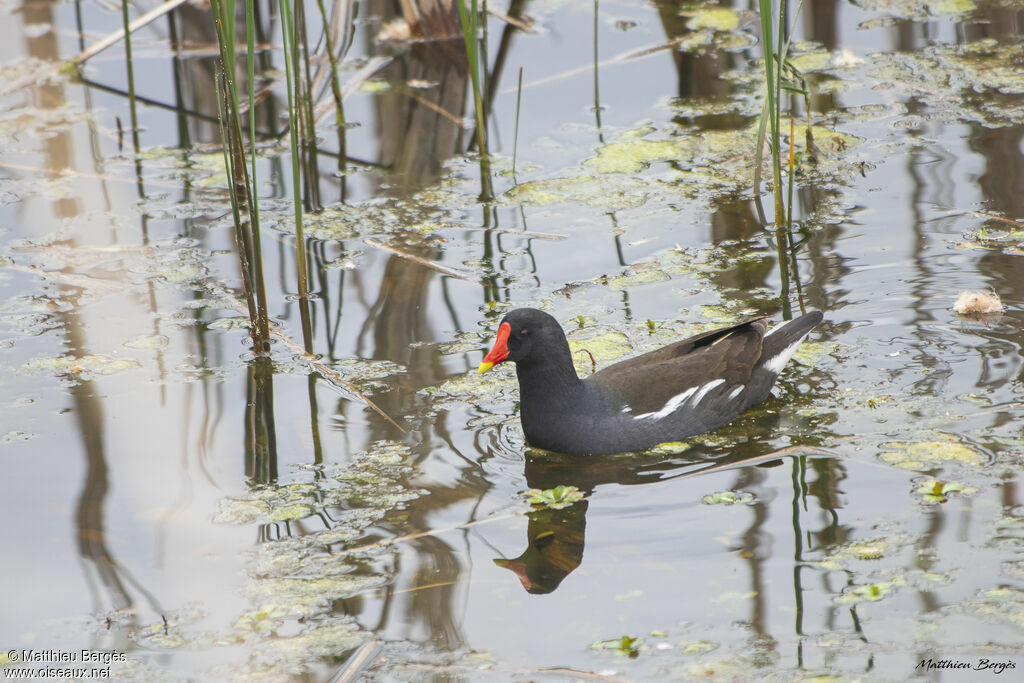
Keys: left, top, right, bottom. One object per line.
{"left": 521, "top": 329, "right": 530, "bottom": 337}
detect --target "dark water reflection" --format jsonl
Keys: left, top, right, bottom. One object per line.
{"left": 2, "top": 0, "right": 1024, "bottom": 680}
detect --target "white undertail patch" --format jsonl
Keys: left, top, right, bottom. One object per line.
{"left": 763, "top": 333, "right": 813, "bottom": 375}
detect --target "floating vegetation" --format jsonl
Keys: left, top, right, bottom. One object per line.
{"left": 684, "top": 7, "right": 740, "bottom": 32}
{"left": 697, "top": 304, "right": 742, "bottom": 324}
{"left": 504, "top": 174, "right": 655, "bottom": 210}
{"left": 504, "top": 117, "right": 860, "bottom": 213}
{"left": 964, "top": 224, "right": 1024, "bottom": 249}
{"left": 136, "top": 242, "right": 210, "bottom": 286}
{"left": 791, "top": 340, "right": 837, "bottom": 367}
{"left": 812, "top": 537, "right": 901, "bottom": 571}
{"left": 855, "top": 0, "right": 976, "bottom": 21}
{"left": 879, "top": 437, "right": 985, "bottom": 470}
{"left": 702, "top": 490, "right": 755, "bottom": 505}
{"left": 215, "top": 483, "right": 318, "bottom": 525}
{"left": 679, "top": 640, "right": 718, "bottom": 654}
{"left": 645, "top": 441, "right": 693, "bottom": 456}
{"left": 968, "top": 587, "right": 1024, "bottom": 632}
{"left": 869, "top": 40, "right": 1024, "bottom": 127}
{"left": 835, "top": 576, "right": 906, "bottom": 604}
{"left": 233, "top": 604, "right": 288, "bottom": 633}
{"left": 602, "top": 266, "right": 672, "bottom": 291}
{"left": 0, "top": 311, "right": 66, "bottom": 338}
{"left": 0, "top": 294, "right": 73, "bottom": 315}
{"left": 786, "top": 46, "right": 832, "bottom": 74}
{"left": 22, "top": 354, "right": 139, "bottom": 379}
{"left": 248, "top": 575, "right": 387, "bottom": 615}
{"left": 205, "top": 441, "right": 424, "bottom": 674}
{"left": 567, "top": 326, "right": 633, "bottom": 370}
{"left": 524, "top": 485, "right": 584, "bottom": 509}
{"left": 0, "top": 102, "right": 91, "bottom": 141}
{"left": 207, "top": 316, "right": 252, "bottom": 331}
{"left": 1, "top": 430, "right": 36, "bottom": 444}
{"left": 915, "top": 479, "right": 973, "bottom": 504}
{"left": 4, "top": 0, "right": 1023, "bottom": 679}
{"left": 123, "top": 334, "right": 169, "bottom": 350}
{"left": 591, "top": 634, "right": 643, "bottom": 658}
{"left": 216, "top": 442, "right": 420, "bottom": 526}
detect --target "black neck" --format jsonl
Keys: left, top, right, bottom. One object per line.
{"left": 515, "top": 341, "right": 582, "bottom": 410}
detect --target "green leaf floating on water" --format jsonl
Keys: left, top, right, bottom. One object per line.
{"left": 836, "top": 577, "right": 906, "bottom": 604}
{"left": 591, "top": 634, "right": 642, "bottom": 658}
{"left": 916, "top": 479, "right": 967, "bottom": 504}
{"left": 23, "top": 354, "right": 140, "bottom": 377}
{"left": 645, "top": 441, "right": 692, "bottom": 456}
{"left": 879, "top": 436, "right": 985, "bottom": 470}
{"left": 702, "top": 490, "right": 755, "bottom": 505}
{"left": 567, "top": 327, "right": 633, "bottom": 375}
{"left": 524, "top": 485, "right": 584, "bottom": 509}
{"left": 685, "top": 8, "right": 739, "bottom": 32}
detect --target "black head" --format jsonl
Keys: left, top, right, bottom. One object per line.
{"left": 478, "top": 308, "right": 568, "bottom": 372}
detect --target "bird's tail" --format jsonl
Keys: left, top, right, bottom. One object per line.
{"left": 758, "top": 311, "right": 824, "bottom": 375}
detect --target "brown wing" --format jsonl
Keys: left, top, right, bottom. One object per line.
{"left": 584, "top": 319, "right": 767, "bottom": 415}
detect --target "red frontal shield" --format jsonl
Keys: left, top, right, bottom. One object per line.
{"left": 478, "top": 322, "right": 511, "bottom": 373}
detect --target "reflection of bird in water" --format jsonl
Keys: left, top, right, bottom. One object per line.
{"left": 494, "top": 441, "right": 829, "bottom": 594}
{"left": 479, "top": 308, "right": 823, "bottom": 455}
{"left": 494, "top": 501, "right": 588, "bottom": 594}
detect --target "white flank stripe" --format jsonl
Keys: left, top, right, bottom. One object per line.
{"left": 691, "top": 378, "right": 726, "bottom": 405}
{"left": 620, "top": 405, "right": 632, "bottom": 414}
{"left": 633, "top": 386, "right": 697, "bottom": 420}
{"left": 728, "top": 385, "right": 744, "bottom": 400}
{"left": 633, "top": 378, "right": 727, "bottom": 420}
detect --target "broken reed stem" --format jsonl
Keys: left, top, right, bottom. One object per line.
{"left": 267, "top": 323, "right": 406, "bottom": 433}
{"left": 363, "top": 238, "right": 472, "bottom": 280}
{"left": 74, "top": 0, "right": 190, "bottom": 65}
{"left": 312, "top": 56, "right": 392, "bottom": 125}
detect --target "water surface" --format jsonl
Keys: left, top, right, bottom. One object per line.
{"left": 1, "top": 0, "right": 1023, "bottom": 680}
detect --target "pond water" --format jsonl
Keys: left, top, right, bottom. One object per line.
{"left": 2, "top": 0, "right": 1023, "bottom": 680}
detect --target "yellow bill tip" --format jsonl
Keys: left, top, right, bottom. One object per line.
{"left": 477, "top": 361, "right": 494, "bottom": 374}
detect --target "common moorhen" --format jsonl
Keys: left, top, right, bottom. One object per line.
{"left": 478, "top": 308, "right": 823, "bottom": 455}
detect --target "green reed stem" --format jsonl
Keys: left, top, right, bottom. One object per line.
{"left": 280, "top": 0, "right": 311, "bottom": 302}
{"left": 294, "top": 0, "right": 322, "bottom": 213}
{"left": 210, "top": 0, "right": 270, "bottom": 351}
{"left": 244, "top": 0, "right": 269, "bottom": 340}
{"left": 119, "top": 0, "right": 140, "bottom": 153}
{"left": 512, "top": 66, "right": 523, "bottom": 179}
{"left": 757, "top": 0, "right": 784, "bottom": 224}
{"left": 315, "top": 0, "right": 350, "bottom": 184}
{"left": 456, "top": 0, "right": 494, "bottom": 201}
